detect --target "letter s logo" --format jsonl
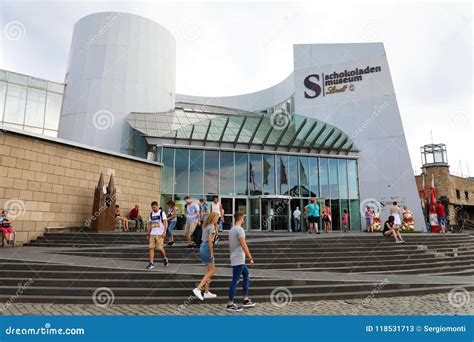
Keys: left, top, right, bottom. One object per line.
{"left": 304, "top": 74, "right": 322, "bottom": 99}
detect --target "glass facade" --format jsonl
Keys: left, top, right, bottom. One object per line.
{"left": 160, "top": 147, "right": 360, "bottom": 231}
{"left": 0, "top": 70, "right": 64, "bottom": 137}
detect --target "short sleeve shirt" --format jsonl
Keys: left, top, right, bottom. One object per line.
{"left": 185, "top": 203, "right": 200, "bottom": 224}
{"left": 229, "top": 226, "right": 246, "bottom": 266}
{"left": 149, "top": 210, "right": 167, "bottom": 235}
{"left": 201, "top": 224, "right": 216, "bottom": 247}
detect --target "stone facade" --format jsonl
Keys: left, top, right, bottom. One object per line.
{"left": 0, "top": 129, "right": 162, "bottom": 244}
{"left": 415, "top": 165, "right": 474, "bottom": 224}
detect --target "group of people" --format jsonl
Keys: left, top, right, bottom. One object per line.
{"left": 142, "top": 197, "right": 255, "bottom": 312}
{"left": 292, "top": 199, "right": 347, "bottom": 233}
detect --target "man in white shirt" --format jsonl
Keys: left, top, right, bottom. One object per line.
{"left": 146, "top": 201, "right": 168, "bottom": 269}
{"left": 293, "top": 207, "right": 301, "bottom": 232}
{"left": 184, "top": 196, "right": 201, "bottom": 248}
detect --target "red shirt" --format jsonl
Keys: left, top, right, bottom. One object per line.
{"left": 129, "top": 208, "right": 139, "bottom": 219}
{"left": 435, "top": 204, "right": 445, "bottom": 218}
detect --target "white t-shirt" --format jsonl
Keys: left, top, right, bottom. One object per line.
{"left": 210, "top": 202, "right": 222, "bottom": 217}
{"left": 149, "top": 210, "right": 167, "bottom": 235}
{"left": 293, "top": 209, "right": 301, "bottom": 219}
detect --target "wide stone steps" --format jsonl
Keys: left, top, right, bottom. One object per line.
{"left": 2, "top": 233, "right": 471, "bottom": 305}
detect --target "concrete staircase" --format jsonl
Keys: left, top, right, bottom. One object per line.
{"left": 1, "top": 232, "right": 472, "bottom": 305}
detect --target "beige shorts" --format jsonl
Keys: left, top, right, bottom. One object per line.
{"left": 149, "top": 235, "right": 164, "bottom": 249}
{"left": 184, "top": 222, "right": 198, "bottom": 237}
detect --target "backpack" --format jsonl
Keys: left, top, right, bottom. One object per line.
{"left": 192, "top": 224, "right": 203, "bottom": 247}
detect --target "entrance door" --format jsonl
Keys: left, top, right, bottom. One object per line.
{"left": 261, "top": 198, "right": 290, "bottom": 231}
{"left": 221, "top": 197, "right": 233, "bottom": 231}
{"left": 248, "top": 197, "right": 261, "bottom": 230}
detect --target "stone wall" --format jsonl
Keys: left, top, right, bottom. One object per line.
{"left": 0, "top": 128, "right": 162, "bottom": 244}
{"left": 415, "top": 165, "right": 474, "bottom": 224}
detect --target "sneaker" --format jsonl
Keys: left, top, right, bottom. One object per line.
{"left": 395, "top": 240, "right": 403, "bottom": 244}
{"left": 214, "top": 236, "right": 220, "bottom": 245}
{"left": 400, "top": 240, "right": 406, "bottom": 244}
{"left": 242, "top": 299, "right": 256, "bottom": 307}
{"left": 146, "top": 263, "right": 155, "bottom": 270}
{"left": 163, "top": 258, "right": 169, "bottom": 267}
{"left": 187, "top": 244, "right": 194, "bottom": 249}
{"left": 193, "top": 288, "right": 204, "bottom": 301}
{"left": 167, "top": 241, "right": 175, "bottom": 247}
{"left": 204, "top": 292, "right": 218, "bottom": 299}
{"left": 226, "top": 304, "right": 243, "bottom": 312}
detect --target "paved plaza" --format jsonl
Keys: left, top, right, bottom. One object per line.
{"left": 1, "top": 292, "right": 472, "bottom": 316}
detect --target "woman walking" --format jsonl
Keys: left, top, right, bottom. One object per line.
{"left": 166, "top": 200, "right": 178, "bottom": 246}
{"left": 193, "top": 212, "right": 219, "bottom": 301}
{"left": 322, "top": 204, "right": 331, "bottom": 233}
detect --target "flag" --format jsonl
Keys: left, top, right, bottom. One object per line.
{"left": 429, "top": 174, "right": 436, "bottom": 214}
{"left": 263, "top": 158, "right": 271, "bottom": 185}
{"left": 279, "top": 158, "right": 288, "bottom": 185}
{"left": 421, "top": 174, "right": 426, "bottom": 207}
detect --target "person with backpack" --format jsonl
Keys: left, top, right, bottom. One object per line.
{"left": 166, "top": 200, "right": 178, "bottom": 246}
{"left": 210, "top": 196, "right": 224, "bottom": 232}
{"left": 146, "top": 201, "right": 169, "bottom": 269}
{"left": 184, "top": 196, "right": 200, "bottom": 248}
{"left": 193, "top": 212, "right": 220, "bottom": 301}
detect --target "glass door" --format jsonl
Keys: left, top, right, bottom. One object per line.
{"left": 221, "top": 197, "right": 233, "bottom": 230}
{"left": 248, "top": 197, "right": 261, "bottom": 230}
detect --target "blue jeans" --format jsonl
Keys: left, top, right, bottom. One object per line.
{"left": 167, "top": 221, "right": 176, "bottom": 237}
{"left": 294, "top": 219, "right": 301, "bottom": 232}
{"left": 228, "top": 264, "right": 249, "bottom": 302}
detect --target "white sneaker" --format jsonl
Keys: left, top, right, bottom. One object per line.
{"left": 204, "top": 292, "right": 218, "bottom": 299}
{"left": 193, "top": 288, "right": 204, "bottom": 301}
{"left": 395, "top": 240, "right": 403, "bottom": 244}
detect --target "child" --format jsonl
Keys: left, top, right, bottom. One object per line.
{"left": 342, "top": 209, "right": 349, "bottom": 232}
{"left": 146, "top": 201, "right": 169, "bottom": 269}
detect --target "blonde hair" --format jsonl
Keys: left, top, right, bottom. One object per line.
{"left": 204, "top": 212, "right": 219, "bottom": 228}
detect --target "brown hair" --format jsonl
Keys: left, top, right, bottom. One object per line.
{"left": 234, "top": 212, "right": 244, "bottom": 222}
{"left": 204, "top": 212, "right": 219, "bottom": 228}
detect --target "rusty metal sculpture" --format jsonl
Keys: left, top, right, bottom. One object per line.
{"left": 89, "top": 173, "right": 117, "bottom": 232}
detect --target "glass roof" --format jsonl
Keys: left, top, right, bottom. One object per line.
{"left": 127, "top": 102, "right": 358, "bottom": 155}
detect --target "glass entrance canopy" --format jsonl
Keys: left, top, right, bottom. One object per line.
{"left": 127, "top": 102, "right": 358, "bottom": 155}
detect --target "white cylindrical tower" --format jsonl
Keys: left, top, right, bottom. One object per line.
{"left": 59, "top": 12, "right": 176, "bottom": 155}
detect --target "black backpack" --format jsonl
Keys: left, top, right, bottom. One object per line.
{"left": 192, "top": 224, "right": 203, "bottom": 247}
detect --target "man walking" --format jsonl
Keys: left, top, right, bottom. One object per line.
{"left": 184, "top": 196, "right": 200, "bottom": 248}
{"left": 435, "top": 200, "right": 447, "bottom": 233}
{"left": 146, "top": 201, "right": 169, "bottom": 269}
{"left": 226, "top": 212, "right": 256, "bottom": 312}
{"left": 293, "top": 207, "right": 301, "bottom": 232}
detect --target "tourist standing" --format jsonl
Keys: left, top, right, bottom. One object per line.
{"left": 365, "top": 207, "right": 374, "bottom": 232}
{"left": 184, "top": 197, "right": 200, "bottom": 248}
{"left": 389, "top": 202, "right": 402, "bottom": 229}
{"left": 146, "top": 201, "right": 169, "bottom": 269}
{"left": 293, "top": 207, "right": 301, "bottom": 232}
{"left": 435, "top": 200, "right": 447, "bottom": 233}
{"left": 342, "top": 209, "right": 349, "bottom": 232}
{"left": 129, "top": 204, "right": 143, "bottom": 231}
{"left": 382, "top": 215, "right": 405, "bottom": 243}
{"left": 193, "top": 212, "right": 219, "bottom": 301}
{"left": 166, "top": 200, "right": 178, "bottom": 246}
{"left": 226, "top": 212, "right": 256, "bottom": 312}
{"left": 210, "top": 196, "right": 224, "bottom": 232}
{"left": 305, "top": 200, "right": 319, "bottom": 234}
{"left": 322, "top": 203, "right": 331, "bottom": 233}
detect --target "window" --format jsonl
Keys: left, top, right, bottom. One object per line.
{"left": 161, "top": 148, "right": 174, "bottom": 194}
{"left": 249, "top": 154, "right": 263, "bottom": 195}
{"left": 338, "top": 159, "right": 349, "bottom": 199}
{"left": 465, "top": 191, "right": 469, "bottom": 201}
{"left": 204, "top": 150, "right": 219, "bottom": 194}
{"left": 319, "top": 158, "right": 329, "bottom": 198}
{"left": 24, "top": 88, "right": 46, "bottom": 128}
{"left": 289, "top": 156, "right": 298, "bottom": 196}
{"left": 456, "top": 189, "right": 461, "bottom": 200}
{"left": 235, "top": 153, "right": 248, "bottom": 195}
{"left": 44, "top": 92, "right": 62, "bottom": 130}
{"left": 328, "top": 158, "right": 339, "bottom": 198}
{"left": 347, "top": 159, "right": 359, "bottom": 199}
{"left": 220, "top": 151, "right": 234, "bottom": 195}
{"left": 174, "top": 149, "right": 189, "bottom": 194}
{"left": 263, "top": 154, "right": 275, "bottom": 195}
{"left": 277, "top": 155, "right": 289, "bottom": 195}
{"left": 298, "top": 157, "right": 309, "bottom": 197}
{"left": 4, "top": 84, "right": 27, "bottom": 124}
{"left": 189, "top": 150, "right": 204, "bottom": 194}
{"left": 309, "top": 157, "right": 319, "bottom": 197}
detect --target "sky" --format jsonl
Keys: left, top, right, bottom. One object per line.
{"left": 0, "top": 0, "right": 472, "bottom": 175}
